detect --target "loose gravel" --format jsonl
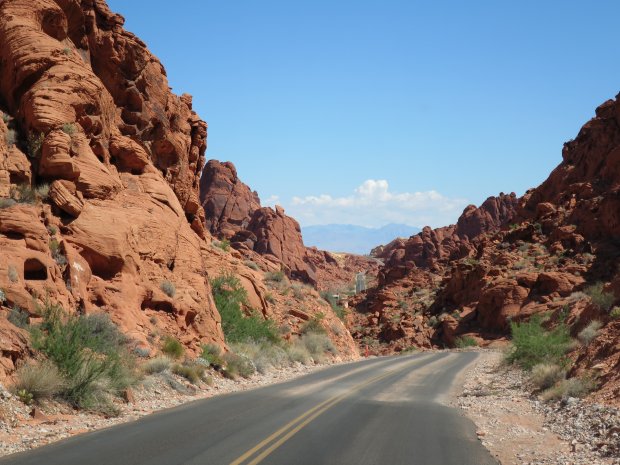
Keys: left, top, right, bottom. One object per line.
{"left": 455, "top": 350, "right": 620, "bottom": 465}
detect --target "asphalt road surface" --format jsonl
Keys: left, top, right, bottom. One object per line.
{"left": 0, "top": 352, "right": 498, "bottom": 465}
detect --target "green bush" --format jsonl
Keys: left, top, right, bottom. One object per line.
{"left": 161, "top": 336, "right": 184, "bottom": 359}
{"left": 585, "top": 283, "right": 615, "bottom": 312}
{"left": 578, "top": 320, "right": 603, "bottom": 346}
{"left": 455, "top": 336, "right": 478, "bottom": 348}
{"left": 31, "top": 305, "right": 136, "bottom": 413}
{"left": 530, "top": 363, "right": 565, "bottom": 391}
{"left": 142, "top": 356, "right": 171, "bottom": 375}
{"left": 211, "top": 274, "right": 279, "bottom": 344}
{"left": 160, "top": 280, "right": 176, "bottom": 298}
{"left": 214, "top": 239, "right": 230, "bottom": 252}
{"left": 506, "top": 315, "right": 572, "bottom": 370}
{"left": 12, "top": 361, "right": 65, "bottom": 402}
{"left": 611, "top": 307, "right": 620, "bottom": 319}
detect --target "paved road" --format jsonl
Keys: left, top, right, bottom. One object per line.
{"left": 0, "top": 352, "right": 497, "bottom": 465}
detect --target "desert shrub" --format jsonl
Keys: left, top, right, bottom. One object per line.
{"left": 264, "top": 271, "right": 286, "bottom": 283}
{"left": 31, "top": 305, "right": 136, "bottom": 412}
{"left": 321, "top": 291, "right": 346, "bottom": 320}
{"left": 455, "top": 336, "right": 478, "bottom": 348}
{"left": 7, "top": 265, "right": 18, "bottom": 283}
{"left": 12, "top": 361, "right": 65, "bottom": 402}
{"left": 231, "top": 341, "right": 290, "bottom": 374}
{"left": 585, "top": 282, "right": 615, "bottom": 312}
{"left": 285, "top": 342, "right": 312, "bottom": 364}
{"left": 160, "top": 280, "right": 176, "bottom": 298}
{"left": 27, "top": 132, "right": 44, "bottom": 158}
{"left": 505, "top": 315, "right": 572, "bottom": 370}
{"left": 244, "top": 260, "right": 260, "bottom": 271}
{"left": 49, "top": 239, "right": 67, "bottom": 266}
{"left": 142, "top": 356, "right": 171, "bottom": 375}
{"left": 8, "top": 306, "right": 29, "bottom": 329}
{"left": 301, "top": 332, "right": 336, "bottom": 363}
{"left": 1, "top": 112, "right": 9, "bottom": 124}
{"left": 62, "top": 47, "right": 71, "bottom": 56}
{"left": 301, "top": 313, "right": 326, "bottom": 335}
{"left": 172, "top": 362, "right": 205, "bottom": 384}
{"left": 133, "top": 347, "right": 150, "bottom": 358}
{"left": 35, "top": 184, "right": 49, "bottom": 200}
{"left": 0, "top": 289, "right": 4, "bottom": 304}
{"left": 161, "top": 336, "right": 184, "bottom": 359}
{"left": 222, "top": 352, "right": 255, "bottom": 379}
{"left": 541, "top": 376, "right": 596, "bottom": 401}
{"left": 200, "top": 344, "right": 225, "bottom": 369}
{"left": 265, "top": 292, "right": 275, "bottom": 304}
{"left": 611, "top": 307, "right": 620, "bottom": 320}
{"left": 4, "top": 129, "right": 17, "bottom": 147}
{"left": 291, "top": 282, "right": 306, "bottom": 300}
{"left": 578, "top": 320, "right": 603, "bottom": 346}
{"left": 211, "top": 274, "right": 279, "bottom": 344}
{"left": 61, "top": 123, "right": 76, "bottom": 135}
{"left": 213, "top": 239, "right": 230, "bottom": 252}
{"left": 0, "top": 198, "right": 16, "bottom": 209}
{"left": 530, "top": 363, "right": 565, "bottom": 390}
{"left": 11, "top": 184, "right": 36, "bottom": 204}
{"left": 463, "top": 257, "right": 479, "bottom": 266}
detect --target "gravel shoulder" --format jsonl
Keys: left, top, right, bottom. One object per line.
{"left": 454, "top": 350, "right": 620, "bottom": 465}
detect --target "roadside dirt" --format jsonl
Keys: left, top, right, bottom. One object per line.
{"left": 454, "top": 351, "right": 620, "bottom": 465}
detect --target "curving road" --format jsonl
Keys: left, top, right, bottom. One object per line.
{"left": 0, "top": 352, "right": 497, "bottom": 465}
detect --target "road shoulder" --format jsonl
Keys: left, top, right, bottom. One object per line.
{"left": 453, "top": 351, "right": 619, "bottom": 465}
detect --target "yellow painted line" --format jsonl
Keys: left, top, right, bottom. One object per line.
{"left": 229, "top": 356, "right": 429, "bottom": 465}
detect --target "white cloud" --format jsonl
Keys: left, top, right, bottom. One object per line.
{"left": 284, "top": 179, "right": 468, "bottom": 228}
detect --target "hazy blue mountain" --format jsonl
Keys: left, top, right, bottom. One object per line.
{"left": 301, "top": 224, "right": 420, "bottom": 254}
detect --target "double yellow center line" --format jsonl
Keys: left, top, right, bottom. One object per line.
{"left": 229, "top": 357, "right": 426, "bottom": 465}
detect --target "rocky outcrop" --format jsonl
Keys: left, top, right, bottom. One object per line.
{"left": 352, "top": 93, "right": 620, "bottom": 400}
{"left": 200, "top": 159, "right": 378, "bottom": 289}
{"left": 199, "top": 160, "right": 260, "bottom": 237}
{"left": 0, "top": 0, "right": 226, "bottom": 378}
{"left": 375, "top": 193, "right": 518, "bottom": 271}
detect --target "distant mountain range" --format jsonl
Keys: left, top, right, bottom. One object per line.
{"left": 301, "top": 224, "right": 420, "bottom": 255}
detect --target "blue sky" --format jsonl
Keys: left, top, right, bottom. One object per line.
{"left": 107, "top": 0, "right": 620, "bottom": 228}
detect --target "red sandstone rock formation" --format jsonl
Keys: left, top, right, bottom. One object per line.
{"left": 0, "top": 1, "right": 362, "bottom": 378}
{"left": 200, "top": 159, "right": 379, "bottom": 290}
{"left": 354, "top": 95, "right": 620, "bottom": 406}
{"left": 0, "top": 0, "right": 223, "bottom": 378}
{"left": 199, "top": 160, "right": 260, "bottom": 238}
